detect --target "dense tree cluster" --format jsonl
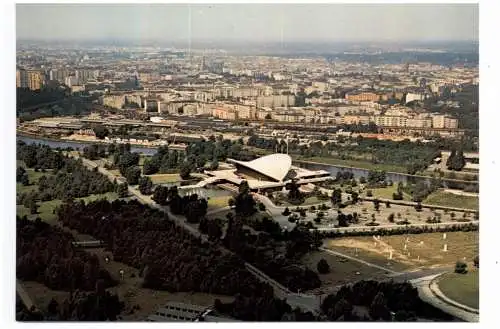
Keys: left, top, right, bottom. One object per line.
{"left": 34, "top": 161, "right": 115, "bottom": 201}
{"left": 17, "top": 141, "right": 65, "bottom": 170}
{"left": 142, "top": 145, "right": 184, "bottom": 175}
{"left": 214, "top": 288, "right": 317, "bottom": 321}
{"left": 56, "top": 200, "right": 264, "bottom": 296}
{"left": 16, "top": 216, "right": 117, "bottom": 292}
{"left": 321, "top": 280, "right": 455, "bottom": 321}
{"left": 17, "top": 142, "right": 114, "bottom": 201}
{"left": 168, "top": 187, "right": 208, "bottom": 223}
{"left": 82, "top": 144, "right": 107, "bottom": 160}
{"left": 224, "top": 215, "right": 322, "bottom": 292}
{"left": 232, "top": 181, "right": 257, "bottom": 217}
{"left": 45, "top": 289, "right": 124, "bottom": 321}
{"left": 318, "top": 222, "right": 478, "bottom": 239}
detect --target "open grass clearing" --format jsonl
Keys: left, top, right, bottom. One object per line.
{"left": 437, "top": 270, "right": 479, "bottom": 310}
{"left": 324, "top": 231, "right": 479, "bottom": 272}
{"left": 367, "top": 185, "right": 411, "bottom": 201}
{"left": 424, "top": 190, "right": 479, "bottom": 210}
{"left": 207, "top": 195, "right": 232, "bottom": 209}
{"left": 147, "top": 173, "right": 182, "bottom": 184}
{"left": 301, "top": 250, "right": 389, "bottom": 292}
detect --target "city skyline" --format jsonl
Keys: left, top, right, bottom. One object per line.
{"left": 17, "top": 3, "right": 478, "bottom": 43}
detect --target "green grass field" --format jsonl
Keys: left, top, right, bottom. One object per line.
{"left": 437, "top": 270, "right": 479, "bottom": 309}
{"left": 17, "top": 192, "right": 119, "bottom": 224}
{"left": 147, "top": 173, "right": 182, "bottom": 184}
{"left": 297, "top": 156, "right": 407, "bottom": 173}
{"left": 424, "top": 190, "right": 479, "bottom": 210}
{"left": 207, "top": 195, "right": 232, "bottom": 209}
{"left": 368, "top": 185, "right": 411, "bottom": 201}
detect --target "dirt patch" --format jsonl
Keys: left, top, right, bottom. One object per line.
{"left": 325, "top": 231, "right": 478, "bottom": 271}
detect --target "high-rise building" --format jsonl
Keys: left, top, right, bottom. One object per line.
{"left": 17, "top": 68, "right": 45, "bottom": 90}
{"left": 49, "top": 69, "right": 70, "bottom": 84}
{"left": 16, "top": 68, "right": 28, "bottom": 88}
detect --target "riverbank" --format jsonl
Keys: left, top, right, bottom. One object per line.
{"left": 295, "top": 158, "right": 479, "bottom": 186}
{"left": 297, "top": 156, "right": 408, "bottom": 173}
{"left": 17, "top": 131, "right": 158, "bottom": 150}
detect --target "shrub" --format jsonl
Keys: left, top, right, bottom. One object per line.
{"left": 473, "top": 255, "right": 479, "bottom": 268}
{"left": 454, "top": 261, "right": 468, "bottom": 274}
{"left": 366, "top": 190, "right": 373, "bottom": 197}
{"left": 317, "top": 259, "right": 330, "bottom": 274}
{"left": 282, "top": 207, "right": 291, "bottom": 216}
{"left": 387, "top": 213, "right": 395, "bottom": 223}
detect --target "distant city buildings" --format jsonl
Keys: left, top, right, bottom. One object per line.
{"left": 16, "top": 68, "right": 45, "bottom": 90}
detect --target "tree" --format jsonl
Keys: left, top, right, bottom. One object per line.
{"left": 388, "top": 213, "right": 395, "bottom": 223}
{"left": 16, "top": 166, "right": 26, "bottom": 182}
{"left": 138, "top": 176, "right": 153, "bottom": 195}
{"left": 265, "top": 113, "right": 272, "bottom": 120}
{"left": 116, "top": 183, "right": 129, "bottom": 198}
{"left": 179, "top": 162, "right": 192, "bottom": 180}
{"left": 385, "top": 201, "right": 391, "bottom": 208}
{"left": 414, "top": 202, "right": 423, "bottom": 212}
{"left": 152, "top": 185, "right": 169, "bottom": 205}
{"left": 234, "top": 181, "right": 256, "bottom": 217}
{"left": 366, "top": 190, "right": 373, "bottom": 197}
{"left": 29, "top": 200, "right": 38, "bottom": 214}
{"left": 370, "top": 292, "right": 391, "bottom": 320}
{"left": 473, "top": 255, "right": 479, "bottom": 268}
{"left": 93, "top": 125, "right": 109, "bottom": 140}
{"left": 286, "top": 179, "right": 302, "bottom": 201}
{"left": 351, "top": 191, "right": 359, "bottom": 204}
{"left": 142, "top": 158, "right": 160, "bottom": 175}
{"left": 20, "top": 173, "right": 30, "bottom": 186}
{"left": 454, "top": 261, "right": 468, "bottom": 274}
{"left": 373, "top": 199, "right": 380, "bottom": 212}
{"left": 282, "top": 207, "right": 291, "bottom": 216}
{"left": 125, "top": 166, "right": 141, "bottom": 185}
{"left": 331, "top": 188, "right": 342, "bottom": 207}
{"left": 447, "top": 148, "right": 466, "bottom": 171}
{"left": 317, "top": 259, "right": 330, "bottom": 274}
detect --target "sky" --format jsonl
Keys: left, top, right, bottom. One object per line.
{"left": 16, "top": 3, "right": 479, "bottom": 43}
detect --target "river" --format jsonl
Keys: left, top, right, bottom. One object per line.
{"left": 17, "top": 135, "right": 478, "bottom": 190}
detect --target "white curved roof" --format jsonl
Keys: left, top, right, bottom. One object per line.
{"left": 229, "top": 154, "right": 292, "bottom": 182}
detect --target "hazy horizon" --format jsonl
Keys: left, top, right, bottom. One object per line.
{"left": 17, "top": 3, "right": 478, "bottom": 44}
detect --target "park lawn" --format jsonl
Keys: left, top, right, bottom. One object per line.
{"left": 17, "top": 192, "right": 119, "bottom": 224}
{"left": 438, "top": 270, "right": 479, "bottom": 310}
{"left": 297, "top": 156, "right": 407, "bottom": 173}
{"left": 424, "top": 190, "right": 479, "bottom": 210}
{"left": 147, "top": 173, "right": 182, "bottom": 184}
{"left": 16, "top": 183, "right": 38, "bottom": 195}
{"left": 324, "top": 231, "right": 479, "bottom": 271}
{"left": 368, "top": 185, "right": 411, "bottom": 201}
{"left": 301, "top": 250, "right": 389, "bottom": 291}
{"left": 207, "top": 195, "right": 232, "bottom": 209}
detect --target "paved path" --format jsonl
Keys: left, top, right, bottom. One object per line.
{"left": 412, "top": 274, "right": 479, "bottom": 322}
